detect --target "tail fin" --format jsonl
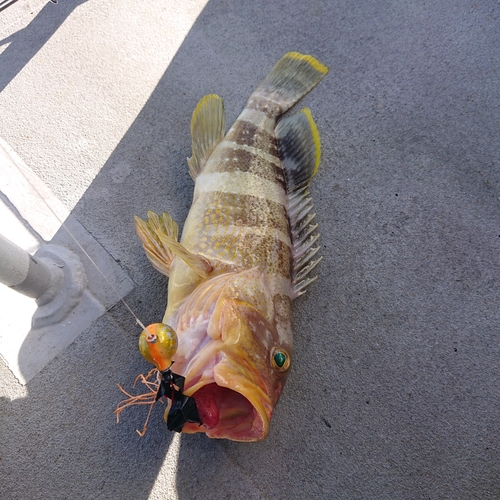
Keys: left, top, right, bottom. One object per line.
{"left": 250, "top": 52, "right": 329, "bottom": 114}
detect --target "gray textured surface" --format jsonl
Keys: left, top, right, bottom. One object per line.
{"left": 1, "top": 0, "right": 499, "bottom": 499}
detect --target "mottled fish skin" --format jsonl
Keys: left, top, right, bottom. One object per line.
{"left": 178, "top": 101, "right": 294, "bottom": 346}
{"left": 134, "top": 53, "right": 329, "bottom": 441}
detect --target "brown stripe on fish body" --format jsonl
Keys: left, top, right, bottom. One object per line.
{"left": 248, "top": 234, "right": 291, "bottom": 279}
{"left": 245, "top": 96, "right": 283, "bottom": 118}
{"left": 225, "top": 119, "right": 280, "bottom": 158}
{"left": 184, "top": 164, "right": 290, "bottom": 263}
{"left": 207, "top": 146, "right": 285, "bottom": 190}
{"left": 226, "top": 98, "right": 281, "bottom": 152}
{"left": 273, "top": 293, "right": 293, "bottom": 325}
{"left": 195, "top": 192, "right": 289, "bottom": 236}
{"left": 199, "top": 101, "right": 282, "bottom": 187}
{"left": 188, "top": 228, "right": 292, "bottom": 279}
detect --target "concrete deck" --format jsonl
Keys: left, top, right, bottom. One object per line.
{"left": 1, "top": 1, "right": 499, "bottom": 498}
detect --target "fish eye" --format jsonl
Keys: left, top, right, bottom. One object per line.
{"left": 271, "top": 347, "right": 291, "bottom": 372}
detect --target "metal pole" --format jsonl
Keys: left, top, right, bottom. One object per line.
{"left": 0, "top": 0, "right": 21, "bottom": 13}
{"left": 0, "top": 233, "right": 56, "bottom": 299}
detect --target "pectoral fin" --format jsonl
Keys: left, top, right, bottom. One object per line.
{"left": 135, "top": 211, "right": 179, "bottom": 277}
{"left": 187, "top": 94, "right": 225, "bottom": 179}
{"left": 135, "top": 210, "right": 213, "bottom": 279}
{"left": 156, "top": 232, "right": 213, "bottom": 279}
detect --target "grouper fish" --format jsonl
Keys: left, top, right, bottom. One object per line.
{"left": 130, "top": 52, "right": 328, "bottom": 441}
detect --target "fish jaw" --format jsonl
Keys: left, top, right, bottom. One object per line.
{"left": 168, "top": 294, "right": 290, "bottom": 442}
{"left": 180, "top": 351, "right": 275, "bottom": 441}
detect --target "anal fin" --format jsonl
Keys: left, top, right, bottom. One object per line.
{"left": 187, "top": 94, "right": 225, "bottom": 179}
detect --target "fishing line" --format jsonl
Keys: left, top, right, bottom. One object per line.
{"left": 11, "top": 158, "right": 148, "bottom": 332}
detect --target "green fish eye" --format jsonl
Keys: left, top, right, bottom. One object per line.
{"left": 274, "top": 351, "right": 286, "bottom": 367}
{"left": 271, "top": 348, "right": 290, "bottom": 372}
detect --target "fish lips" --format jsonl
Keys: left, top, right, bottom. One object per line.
{"left": 177, "top": 349, "right": 275, "bottom": 442}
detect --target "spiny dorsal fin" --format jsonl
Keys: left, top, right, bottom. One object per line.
{"left": 288, "top": 188, "right": 322, "bottom": 299}
{"left": 187, "top": 94, "right": 225, "bottom": 179}
{"left": 135, "top": 211, "right": 213, "bottom": 279}
{"left": 276, "top": 108, "right": 323, "bottom": 298}
{"left": 135, "top": 211, "right": 179, "bottom": 277}
{"left": 251, "top": 52, "right": 329, "bottom": 115}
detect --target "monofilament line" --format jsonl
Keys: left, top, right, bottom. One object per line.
{"left": 12, "top": 160, "right": 148, "bottom": 332}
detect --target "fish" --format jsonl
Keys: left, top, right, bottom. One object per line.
{"left": 128, "top": 52, "right": 328, "bottom": 442}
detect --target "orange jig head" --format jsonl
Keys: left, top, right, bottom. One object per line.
{"left": 139, "top": 323, "right": 178, "bottom": 372}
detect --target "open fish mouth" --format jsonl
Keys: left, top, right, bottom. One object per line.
{"left": 186, "top": 383, "right": 266, "bottom": 441}
{"left": 165, "top": 355, "right": 273, "bottom": 442}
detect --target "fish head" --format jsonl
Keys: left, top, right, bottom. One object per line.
{"left": 168, "top": 277, "right": 292, "bottom": 442}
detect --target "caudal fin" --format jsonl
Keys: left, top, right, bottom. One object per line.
{"left": 250, "top": 52, "right": 329, "bottom": 115}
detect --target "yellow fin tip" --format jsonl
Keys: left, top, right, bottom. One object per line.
{"left": 284, "top": 52, "right": 329, "bottom": 75}
{"left": 191, "top": 94, "right": 223, "bottom": 125}
{"left": 301, "top": 107, "right": 321, "bottom": 174}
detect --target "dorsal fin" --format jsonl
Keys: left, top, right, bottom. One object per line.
{"left": 187, "top": 94, "right": 225, "bottom": 179}
{"left": 276, "top": 108, "right": 323, "bottom": 298}
{"left": 275, "top": 107, "right": 320, "bottom": 191}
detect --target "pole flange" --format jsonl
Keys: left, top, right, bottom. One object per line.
{"left": 31, "top": 244, "right": 87, "bottom": 329}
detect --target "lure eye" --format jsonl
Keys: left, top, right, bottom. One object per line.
{"left": 139, "top": 323, "right": 178, "bottom": 371}
{"left": 271, "top": 347, "right": 291, "bottom": 372}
